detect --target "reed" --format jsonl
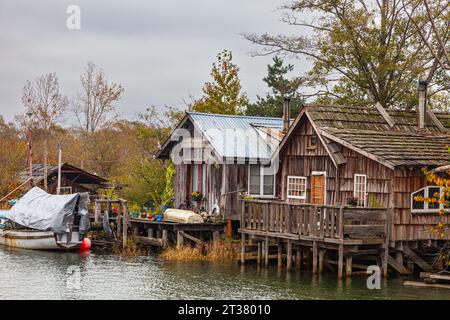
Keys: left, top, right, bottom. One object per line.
{"left": 112, "top": 238, "right": 145, "bottom": 256}
{"left": 161, "top": 239, "right": 240, "bottom": 262}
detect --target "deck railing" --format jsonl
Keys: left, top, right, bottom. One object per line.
{"left": 240, "top": 199, "right": 388, "bottom": 241}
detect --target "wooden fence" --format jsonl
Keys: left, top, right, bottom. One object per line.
{"left": 240, "top": 199, "right": 388, "bottom": 241}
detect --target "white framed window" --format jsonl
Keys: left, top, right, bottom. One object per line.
{"left": 411, "top": 186, "right": 450, "bottom": 214}
{"left": 287, "top": 176, "right": 307, "bottom": 200}
{"left": 354, "top": 174, "right": 367, "bottom": 207}
{"left": 60, "top": 187, "right": 73, "bottom": 195}
{"left": 248, "top": 164, "right": 275, "bottom": 197}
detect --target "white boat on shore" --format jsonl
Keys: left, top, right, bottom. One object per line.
{"left": 0, "top": 228, "right": 81, "bottom": 250}
{"left": 0, "top": 187, "right": 89, "bottom": 251}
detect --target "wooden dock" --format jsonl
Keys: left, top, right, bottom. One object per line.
{"left": 90, "top": 197, "right": 226, "bottom": 250}
{"left": 129, "top": 218, "right": 225, "bottom": 249}
{"left": 239, "top": 199, "right": 390, "bottom": 278}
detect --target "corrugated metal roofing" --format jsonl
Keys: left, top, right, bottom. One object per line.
{"left": 187, "top": 112, "right": 284, "bottom": 161}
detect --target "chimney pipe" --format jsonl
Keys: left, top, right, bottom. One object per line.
{"left": 283, "top": 97, "right": 291, "bottom": 133}
{"left": 418, "top": 80, "right": 428, "bottom": 130}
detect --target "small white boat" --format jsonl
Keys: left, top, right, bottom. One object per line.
{"left": 0, "top": 228, "right": 81, "bottom": 250}
{"left": 0, "top": 187, "right": 89, "bottom": 251}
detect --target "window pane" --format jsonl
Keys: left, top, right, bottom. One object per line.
{"left": 354, "top": 174, "right": 367, "bottom": 207}
{"left": 263, "top": 175, "right": 274, "bottom": 195}
{"left": 249, "top": 165, "right": 260, "bottom": 195}
{"left": 191, "top": 165, "right": 197, "bottom": 192}
{"left": 412, "top": 189, "right": 425, "bottom": 210}
{"left": 428, "top": 187, "right": 440, "bottom": 210}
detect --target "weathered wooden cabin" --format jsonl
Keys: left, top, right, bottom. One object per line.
{"left": 239, "top": 83, "right": 450, "bottom": 277}
{"left": 20, "top": 163, "right": 108, "bottom": 195}
{"left": 156, "top": 112, "right": 285, "bottom": 224}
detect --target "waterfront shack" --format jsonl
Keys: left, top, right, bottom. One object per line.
{"left": 239, "top": 82, "right": 450, "bottom": 277}
{"left": 156, "top": 111, "right": 287, "bottom": 231}
{"left": 20, "top": 163, "right": 108, "bottom": 195}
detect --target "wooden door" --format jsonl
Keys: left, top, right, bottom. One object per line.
{"left": 311, "top": 174, "right": 325, "bottom": 205}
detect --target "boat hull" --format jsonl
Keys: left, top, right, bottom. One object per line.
{"left": 0, "top": 229, "right": 81, "bottom": 250}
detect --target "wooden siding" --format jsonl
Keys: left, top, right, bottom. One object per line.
{"left": 174, "top": 163, "right": 247, "bottom": 220}
{"left": 278, "top": 117, "right": 337, "bottom": 205}
{"left": 393, "top": 167, "right": 450, "bottom": 241}
{"left": 278, "top": 114, "right": 450, "bottom": 242}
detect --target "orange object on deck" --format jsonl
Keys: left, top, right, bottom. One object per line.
{"left": 226, "top": 219, "right": 232, "bottom": 238}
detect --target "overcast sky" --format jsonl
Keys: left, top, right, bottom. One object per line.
{"left": 0, "top": 0, "right": 308, "bottom": 123}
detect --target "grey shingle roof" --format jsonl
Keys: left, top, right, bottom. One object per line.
{"left": 304, "top": 104, "right": 450, "bottom": 167}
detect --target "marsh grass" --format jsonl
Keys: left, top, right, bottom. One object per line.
{"left": 161, "top": 239, "right": 240, "bottom": 263}
{"left": 112, "top": 238, "right": 145, "bottom": 256}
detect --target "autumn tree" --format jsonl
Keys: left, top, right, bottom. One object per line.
{"left": 0, "top": 117, "right": 27, "bottom": 197}
{"left": 244, "top": 56, "right": 303, "bottom": 117}
{"left": 74, "top": 61, "right": 124, "bottom": 133}
{"left": 190, "top": 50, "right": 248, "bottom": 114}
{"left": 118, "top": 107, "right": 171, "bottom": 207}
{"left": 245, "top": 0, "right": 450, "bottom": 109}
{"left": 21, "top": 72, "right": 68, "bottom": 190}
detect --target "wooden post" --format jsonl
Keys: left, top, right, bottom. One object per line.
{"left": 162, "top": 229, "right": 168, "bottom": 249}
{"left": 277, "top": 241, "right": 282, "bottom": 269}
{"left": 286, "top": 240, "right": 292, "bottom": 271}
{"left": 257, "top": 241, "right": 262, "bottom": 265}
{"left": 396, "top": 251, "right": 404, "bottom": 265}
{"left": 319, "top": 249, "right": 325, "bottom": 274}
{"left": 338, "top": 244, "right": 344, "bottom": 279}
{"left": 177, "top": 231, "right": 184, "bottom": 249}
{"left": 383, "top": 171, "right": 395, "bottom": 277}
{"left": 213, "top": 230, "right": 220, "bottom": 247}
{"left": 241, "top": 233, "right": 246, "bottom": 265}
{"left": 122, "top": 201, "right": 128, "bottom": 249}
{"left": 295, "top": 249, "right": 302, "bottom": 270}
{"left": 312, "top": 241, "right": 318, "bottom": 274}
{"left": 345, "top": 255, "right": 352, "bottom": 277}
{"left": 264, "top": 236, "right": 269, "bottom": 267}
{"left": 94, "top": 201, "right": 100, "bottom": 224}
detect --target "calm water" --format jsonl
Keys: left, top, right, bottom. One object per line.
{"left": 1, "top": 247, "right": 450, "bottom": 300}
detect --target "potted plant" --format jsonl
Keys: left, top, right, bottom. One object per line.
{"left": 192, "top": 191, "right": 203, "bottom": 203}
{"left": 347, "top": 196, "right": 358, "bottom": 207}
{"left": 130, "top": 203, "right": 141, "bottom": 218}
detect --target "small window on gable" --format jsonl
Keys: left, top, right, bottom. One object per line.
{"left": 287, "top": 176, "right": 307, "bottom": 200}
{"left": 60, "top": 187, "right": 73, "bottom": 195}
{"left": 307, "top": 134, "right": 318, "bottom": 149}
{"left": 354, "top": 174, "right": 367, "bottom": 207}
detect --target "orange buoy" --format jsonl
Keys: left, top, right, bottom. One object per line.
{"left": 80, "top": 237, "right": 91, "bottom": 251}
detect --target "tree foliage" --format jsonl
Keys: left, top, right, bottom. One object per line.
{"left": 245, "top": 0, "right": 450, "bottom": 109}
{"left": 244, "top": 57, "right": 303, "bottom": 117}
{"left": 74, "top": 61, "right": 124, "bottom": 133}
{"left": 190, "top": 50, "right": 248, "bottom": 114}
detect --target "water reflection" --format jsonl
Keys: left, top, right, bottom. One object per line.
{"left": 1, "top": 247, "right": 450, "bottom": 300}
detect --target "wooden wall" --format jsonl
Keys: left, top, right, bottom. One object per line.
{"left": 278, "top": 118, "right": 337, "bottom": 204}
{"left": 173, "top": 163, "right": 247, "bottom": 220}
{"left": 393, "top": 167, "right": 450, "bottom": 241}
{"left": 278, "top": 115, "right": 450, "bottom": 242}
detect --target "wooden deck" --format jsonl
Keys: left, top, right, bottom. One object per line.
{"left": 239, "top": 199, "right": 390, "bottom": 278}
{"left": 129, "top": 218, "right": 225, "bottom": 248}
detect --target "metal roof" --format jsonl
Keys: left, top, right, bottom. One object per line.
{"left": 187, "top": 112, "right": 284, "bottom": 161}
{"left": 20, "top": 163, "right": 108, "bottom": 184}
